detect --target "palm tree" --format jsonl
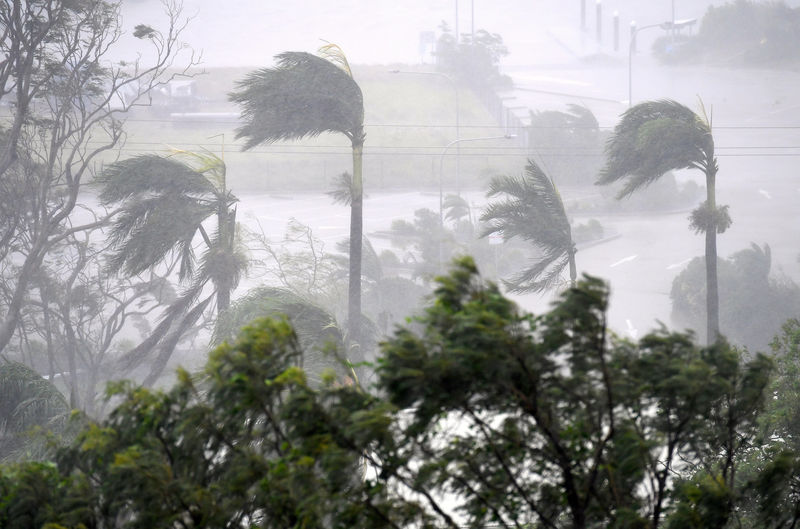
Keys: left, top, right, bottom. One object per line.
{"left": 0, "top": 361, "right": 69, "bottom": 462}
{"left": 597, "top": 99, "right": 728, "bottom": 343}
{"left": 212, "top": 286, "right": 350, "bottom": 387}
{"left": 481, "top": 160, "right": 576, "bottom": 293}
{"left": 229, "top": 44, "right": 366, "bottom": 352}
{"left": 97, "top": 151, "right": 247, "bottom": 314}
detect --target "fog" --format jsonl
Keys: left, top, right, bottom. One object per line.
{"left": 110, "top": 0, "right": 800, "bottom": 343}
{"left": 115, "top": 0, "right": 800, "bottom": 338}
{"left": 3, "top": 0, "right": 800, "bottom": 419}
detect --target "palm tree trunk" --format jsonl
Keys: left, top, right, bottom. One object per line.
{"left": 215, "top": 203, "right": 232, "bottom": 314}
{"left": 568, "top": 249, "right": 577, "bottom": 288}
{"left": 347, "top": 136, "right": 364, "bottom": 357}
{"left": 705, "top": 166, "right": 720, "bottom": 344}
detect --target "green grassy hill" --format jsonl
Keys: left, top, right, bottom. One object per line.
{"left": 120, "top": 65, "right": 526, "bottom": 193}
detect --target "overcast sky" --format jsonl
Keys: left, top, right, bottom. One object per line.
{"left": 118, "top": 0, "right": 783, "bottom": 68}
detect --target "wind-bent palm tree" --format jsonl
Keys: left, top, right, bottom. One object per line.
{"left": 0, "top": 361, "right": 69, "bottom": 461}
{"left": 481, "top": 160, "right": 576, "bottom": 293}
{"left": 98, "top": 151, "right": 247, "bottom": 315}
{"left": 97, "top": 151, "right": 248, "bottom": 384}
{"left": 597, "top": 99, "right": 727, "bottom": 344}
{"left": 229, "top": 44, "right": 366, "bottom": 352}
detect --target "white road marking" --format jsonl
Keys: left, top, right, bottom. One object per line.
{"left": 666, "top": 258, "right": 693, "bottom": 270}
{"left": 610, "top": 255, "right": 638, "bottom": 268}
{"left": 758, "top": 189, "right": 772, "bottom": 199}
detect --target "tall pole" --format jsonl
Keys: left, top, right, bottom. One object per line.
{"left": 596, "top": 0, "right": 602, "bottom": 43}
{"left": 471, "top": 0, "right": 474, "bottom": 41}
{"left": 390, "top": 70, "right": 460, "bottom": 193}
{"left": 628, "top": 22, "right": 663, "bottom": 107}
{"left": 580, "top": 0, "right": 586, "bottom": 29}
{"left": 438, "top": 135, "right": 515, "bottom": 270}
{"left": 455, "top": 0, "right": 459, "bottom": 43}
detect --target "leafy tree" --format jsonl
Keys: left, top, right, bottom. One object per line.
{"left": 0, "top": 0, "right": 196, "bottom": 355}
{"left": 671, "top": 243, "right": 800, "bottom": 352}
{"left": 527, "top": 104, "right": 606, "bottom": 186}
{"left": 653, "top": 0, "right": 800, "bottom": 67}
{"left": 0, "top": 259, "right": 783, "bottom": 529}
{"left": 230, "top": 44, "right": 367, "bottom": 354}
{"left": 598, "top": 99, "right": 727, "bottom": 344}
{"left": 481, "top": 159, "right": 577, "bottom": 292}
{"left": 19, "top": 226, "right": 176, "bottom": 411}
{"left": 435, "top": 22, "right": 511, "bottom": 90}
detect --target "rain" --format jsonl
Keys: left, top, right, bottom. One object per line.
{"left": 3, "top": 0, "right": 800, "bottom": 526}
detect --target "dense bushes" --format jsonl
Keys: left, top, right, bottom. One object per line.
{"left": 654, "top": 0, "right": 800, "bottom": 66}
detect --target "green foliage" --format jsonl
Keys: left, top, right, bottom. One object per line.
{"left": 0, "top": 362, "right": 68, "bottom": 462}
{"left": 654, "top": 0, "right": 800, "bottom": 67}
{"left": 482, "top": 159, "right": 576, "bottom": 292}
{"left": 671, "top": 244, "right": 800, "bottom": 351}
{"left": 434, "top": 23, "right": 511, "bottom": 90}
{"left": 0, "top": 259, "right": 787, "bottom": 528}
{"left": 230, "top": 51, "right": 365, "bottom": 148}
{"left": 599, "top": 100, "right": 713, "bottom": 198}
{"left": 528, "top": 104, "right": 606, "bottom": 186}
{"left": 97, "top": 153, "right": 244, "bottom": 285}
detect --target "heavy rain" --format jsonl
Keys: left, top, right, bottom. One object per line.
{"left": 2, "top": 0, "right": 800, "bottom": 527}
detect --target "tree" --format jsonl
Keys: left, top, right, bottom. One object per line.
{"left": 671, "top": 243, "right": 800, "bottom": 352}
{"left": 230, "top": 44, "right": 366, "bottom": 355}
{"left": 0, "top": 258, "right": 785, "bottom": 528}
{"left": 481, "top": 159, "right": 577, "bottom": 293}
{"left": 435, "top": 23, "right": 511, "bottom": 90}
{"left": 97, "top": 151, "right": 247, "bottom": 315}
{"left": 598, "top": 99, "right": 728, "bottom": 344}
{"left": 0, "top": 0, "right": 196, "bottom": 355}
{"left": 15, "top": 225, "right": 177, "bottom": 412}
{"left": 527, "top": 104, "right": 606, "bottom": 187}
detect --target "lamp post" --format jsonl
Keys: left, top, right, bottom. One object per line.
{"left": 438, "top": 135, "right": 515, "bottom": 224}
{"left": 390, "top": 69, "right": 460, "bottom": 188}
{"left": 436, "top": 134, "right": 516, "bottom": 271}
{"left": 628, "top": 18, "right": 696, "bottom": 106}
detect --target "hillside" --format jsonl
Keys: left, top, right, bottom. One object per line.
{"left": 120, "top": 65, "right": 525, "bottom": 193}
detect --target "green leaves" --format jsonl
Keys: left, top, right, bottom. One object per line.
{"left": 598, "top": 100, "right": 713, "bottom": 198}
{"left": 481, "top": 159, "right": 576, "bottom": 293}
{"left": 230, "top": 51, "right": 365, "bottom": 148}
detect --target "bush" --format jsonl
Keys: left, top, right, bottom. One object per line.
{"left": 654, "top": 0, "right": 800, "bottom": 66}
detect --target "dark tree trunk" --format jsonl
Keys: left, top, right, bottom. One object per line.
{"left": 347, "top": 136, "right": 364, "bottom": 358}
{"left": 705, "top": 164, "right": 719, "bottom": 344}
{"left": 706, "top": 167, "right": 719, "bottom": 345}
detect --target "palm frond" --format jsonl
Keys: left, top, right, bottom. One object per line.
{"left": 230, "top": 51, "right": 364, "bottom": 149}
{"left": 443, "top": 194, "right": 471, "bottom": 223}
{"left": 481, "top": 160, "right": 575, "bottom": 294}
{"left": 504, "top": 252, "right": 571, "bottom": 294}
{"left": 317, "top": 42, "right": 353, "bottom": 77}
{"left": 482, "top": 161, "right": 572, "bottom": 250}
{"left": 168, "top": 148, "right": 227, "bottom": 192}
{"left": 598, "top": 99, "right": 713, "bottom": 197}
{"left": 212, "top": 287, "right": 347, "bottom": 386}
{"left": 105, "top": 195, "right": 216, "bottom": 278}
{"left": 327, "top": 171, "right": 354, "bottom": 206}
{"left": 0, "top": 362, "right": 68, "bottom": 443}
{"left": 96, "top": 155, "right": 216, "bottom": 204}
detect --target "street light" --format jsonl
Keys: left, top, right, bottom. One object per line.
{"left": 435, "top": 134, "right": 516, "bottom": 271}
{"left": 628, "top": 18, "right": 695, "bottom": 107}
{"left": 437, "top": 134, "right": 516, "bottom": 224}
{"left": 389, "top": 69, "right": 460, "bottom": 185}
